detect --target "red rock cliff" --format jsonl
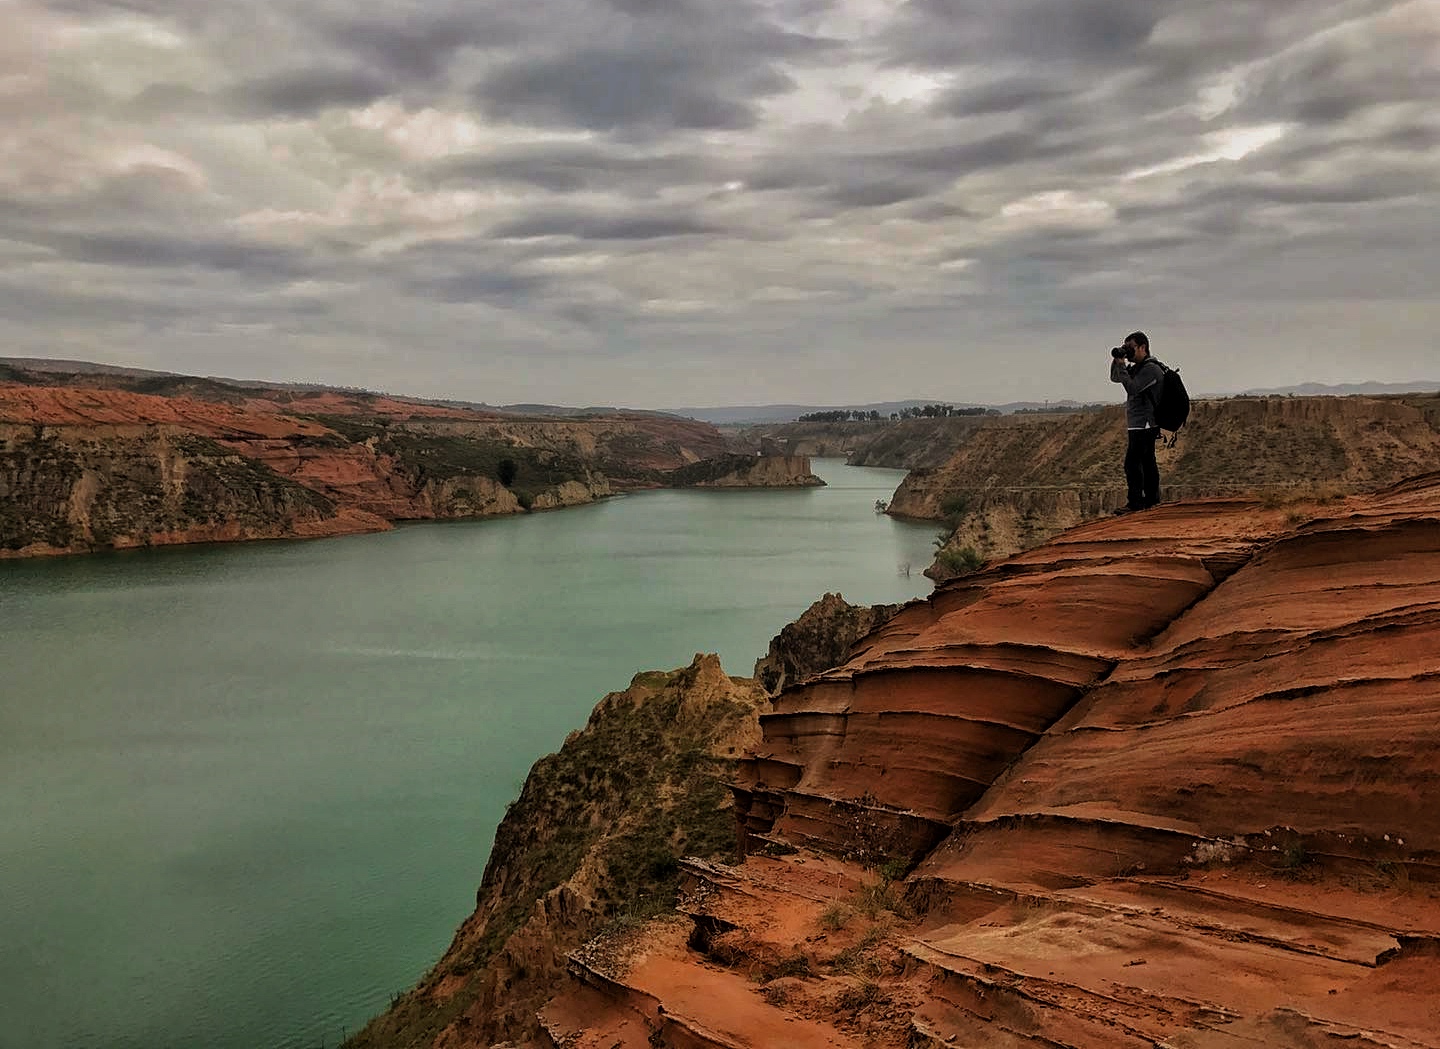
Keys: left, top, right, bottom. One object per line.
{"left": 539, "top": 473, "right": 1440, "bottom": 1049}
{"left": 0, "top": 380, "right": 731, "bottom": 557}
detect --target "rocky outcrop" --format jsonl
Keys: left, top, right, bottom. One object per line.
{"left": 540, "top": 472, "right": 1440, "bottom": 1049}
{"left": 752, "top": 593, "right": 902, "bottom": 696}
{"left": 897, "top": 393, "right": 1440, "bottom": 571}
{"left": 667, "top": 454, "right": 823, "bottom": 488}
{"left": 0, "top": 424, "right": 382, "bottom": 555}
{"left": 343, "top": 655, "right": 768, "bottom": 1049}
{"left": 739, "top": 417, "right": 1007, "bottom": 469}
{"left": 0, "top": 376, "right": 730, "bottom": 556}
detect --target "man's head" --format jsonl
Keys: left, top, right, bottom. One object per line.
{"left": 1125, "top": 331, "right": 1150, "bottom": 361}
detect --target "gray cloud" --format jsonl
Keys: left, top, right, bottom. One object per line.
{"left": 4, "top": 0, "right": 1438, "bottom": 404}
{"left": 231, "top": 67, "right": 397, "bottom": 116}
{"left": 930, "top": 76, "right": 1072, "bottom": 118}
{"left": 35, "top": 229, "right": 312, "bottom": 279}
{"left": 490, "top": 211, "right": 723, "bottom": 242}
{"left": 429, "top": 142, "right": 720, "bottom": 195}
{"left": 474, "top": 46, "right": 793, "bottom": 133}
{"left": 885, "top": 0, "right": 1170, "bottom": 69}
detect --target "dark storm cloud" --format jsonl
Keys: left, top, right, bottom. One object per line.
{"left": 1201, "top": 171, "right": 1436, "bottom": 207}
{"left": 463, "top": 0, "right": 835, "bottom": 133}
{"left": 1226, "top": 31, "right": 1440, "bottom": 126}
{"left": 930, "top": 76, "right": 1072, "bottom": 118}
{"left": 474, "top": 46, "right": 794, "bottom": 133}
{"left": 490, "top": 210, "right": 722, "bottom": 242}
{"left": 885, "top": 0, "right": 1171, "bottom": 69}
{"left": 13, "top": 0, "right": 1440, "bottom": 402}
{"left": 29, "top": 228, "right": 310, "bottom": 279}
{"left": 741, "top": 129, "right": 1053, "bottom": 212}
{"left": 322, "top": 7, "right": 527, "bottom": 81}
{"left": 231, "top": 66, "right": 397, "bottom": 116}
{"left": 429, "top": 142, "right": 724, "bottom": 195}
{"left": 405, "top": 269, "right": 548, "bottom": 305}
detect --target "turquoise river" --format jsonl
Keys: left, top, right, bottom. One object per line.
{"left": 0, "top": 459, "right": 936, "bottom": 1049}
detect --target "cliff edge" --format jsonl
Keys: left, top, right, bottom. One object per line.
{"left": 538, "top": 472, "right": 1440, "bottom": 1048}
{"left": 0, "top": 375, "right": 737, "bottom": 557}
{"left": 344, "top": 655, "right": 769, "bottom": 1049}
{"left": 668, "top": 454, "right": 824, "bottom": 489}
{"left": 897, "top": 393, "right": 1440, "bottom": 575}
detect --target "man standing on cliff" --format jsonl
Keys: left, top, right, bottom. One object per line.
{"left": 1110, "top": 331, "right": 1164, "bottom": 514}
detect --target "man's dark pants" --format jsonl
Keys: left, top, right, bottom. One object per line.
{"left": 1124, "top": 428, "right": 1161, "bottom": 510}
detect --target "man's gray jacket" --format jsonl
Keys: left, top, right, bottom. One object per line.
{"left": 1111, "top": 356, "right": 1165, "bottom": 429}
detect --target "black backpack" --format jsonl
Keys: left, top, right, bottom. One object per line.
{"left": 1151, "top": 359, "right": 1190, "bottom": 435}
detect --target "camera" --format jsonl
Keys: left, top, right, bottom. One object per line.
{"left": 1111, "top": 345, "right": 1135, "bottom": 361}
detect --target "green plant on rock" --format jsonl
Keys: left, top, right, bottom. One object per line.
{"left": 935, "top": 546, "right": 984, "bottom": 576}
{"left": 819, "top": 904, "right": 848, "bottom": 932}
{"left": 939, "top": 494, "right": 970, "bottom": 522}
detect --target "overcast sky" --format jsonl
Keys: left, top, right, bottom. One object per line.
{"left": 3, "top": 0, "right": 1437, "bottom": 407}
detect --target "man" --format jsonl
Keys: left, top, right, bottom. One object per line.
{"left": 1109, "top": 330, "right": 1164, "bottom": 514}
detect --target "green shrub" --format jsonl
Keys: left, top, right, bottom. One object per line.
{"left": 935, "top": 546, "right": 984, "bottom": 575}
{"left": 939, "top": 494, "right": 970, "bottom": 521}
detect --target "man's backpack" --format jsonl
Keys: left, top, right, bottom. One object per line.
{"left": 1152, "top": 360, "right": 1190, "bottom": 436}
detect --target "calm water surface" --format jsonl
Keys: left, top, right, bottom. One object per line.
{"left": 0, "top": 460, "right": 934, "bottom": 1049}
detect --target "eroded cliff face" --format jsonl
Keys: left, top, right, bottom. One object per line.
{"left": 668, "top": 454, "right": 823, "bottom": 488}
{"left": 740, "top": 417, "right": 1006, "bottom": 469}
{"left": 752, "top": 592, "right": 902, "bottom": 696}
{"left": 344, "top": 655, "right": 768, "bottom": 1049}
{"left": 0, "top": 380, "right": 728, "bottom": 556}
{"left": 898, "top": 393, "right": 1440, "bottom": 574}
{"left": 0, "top": 424, "right": 378, "bottom": 555}
{"left": 539, "top": 473, "right": 1440, "bottom": 1049}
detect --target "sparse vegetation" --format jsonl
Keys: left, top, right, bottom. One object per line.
{"left": 935, "top": 545, "right": 985, "bottom": 576}
{"left": 834, "top": 976, "right": 887, "bottom": 1011}
{"left": 300, "top": 414, "right": 597, "bottom": 503}
{"left": 763, "top": 952, "right": 814, "bottom": 982}
{"left": 939, "top": 494, "right": 971, "bottom": 519}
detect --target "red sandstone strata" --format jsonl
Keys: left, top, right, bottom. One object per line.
{"left": 1, "top": 380, "right": 734, "bottom": 557}
{"left": 543, "top": 474, "right": 1440, "bottom": 1049}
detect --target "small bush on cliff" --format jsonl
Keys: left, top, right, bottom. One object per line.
{"left": 940, "top": 494, "right": 971, "bottom": 520}
{"left": 935, "top": 546, "right": 984, "bottom": 576}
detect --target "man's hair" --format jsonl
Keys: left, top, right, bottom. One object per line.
{"left": 1126, "top": 331, "right": 1149, "bottom": 350}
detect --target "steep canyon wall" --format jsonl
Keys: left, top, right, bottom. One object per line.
{"left": 540, "top": 473, "right": 1440, "bottom": 1049}
{"left": 0, "top": 380, "right": 734, "bottom": 557}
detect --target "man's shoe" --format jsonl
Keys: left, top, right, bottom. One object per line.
{"left": 1113, "top": 506, "right": 1138, "bottom": 516}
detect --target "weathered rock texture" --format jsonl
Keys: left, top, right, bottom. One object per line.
{"left": 752, "top": 592, "right": 902, "bottom": 696}
{"left": 540, "top": 472, "right": 1440, "bottom": 1049}
{"left": 344, "top": 655, "right": 768, "bottom": 1049}
{"left": 898, "top": 393, "right": 1440, "bottom": 574}
{"left": 788, "top": 416, "right": 1011, "bottom": 468}
{"left": 668, "top": 454, "right": 823, "bottom": 488}
{"left": 0, "top": 373, "right": 738, "bottom": 556}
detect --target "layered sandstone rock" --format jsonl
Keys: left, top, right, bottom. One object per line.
{"left": 668, "top": 454, "right": 824, "bottom": 488}
{"left": 542, "top": 473, "right": 1440, "bottom": 1049}
{"left": 0, "top": 423, "right": 381, "bottom": 555}
{"left": 0, "top": 378, "right": 730, "bottom": 556}
{"left": 344, "top": 655, "right": 768, "bottom": 1049}
{"left": 752, "top": 593, "right": 902, "bottom": 696}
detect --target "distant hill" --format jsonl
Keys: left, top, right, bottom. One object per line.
{"left": 8, "top": 357, "right": 1439, "bottom": 419}
{"left": 0, "top": 359, "right": 678, "bottom": 419}
{"left": 665, "top": 400, "right": 1067, "bottom": 425}
{"left": 1236, "top": 380, "right": 1440, "bottom": 397}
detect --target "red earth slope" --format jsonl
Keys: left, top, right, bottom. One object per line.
{"left": 544, "top": 475, "right": 1440, "bottom": 1049}
{"left": 0, "top": 382, "right": 731, "bottom": 556}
